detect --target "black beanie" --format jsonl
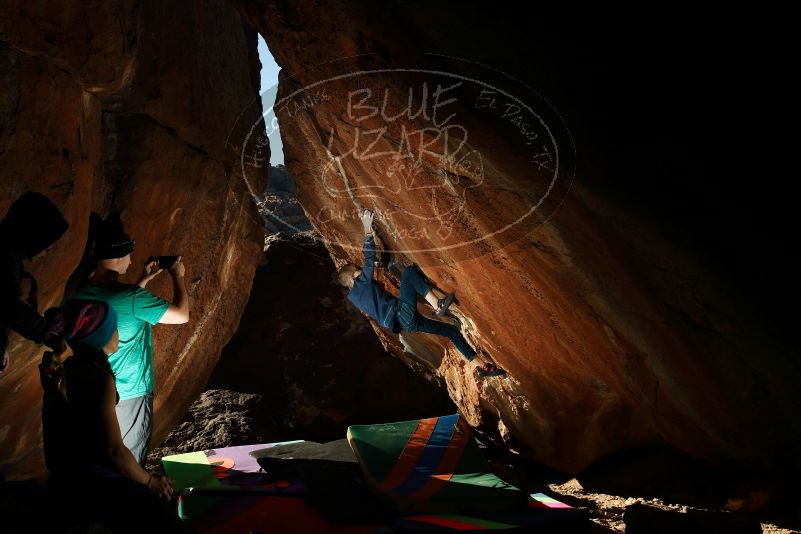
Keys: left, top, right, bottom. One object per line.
{"left": 94, "top": 212, "right": 134, "bottom": 260}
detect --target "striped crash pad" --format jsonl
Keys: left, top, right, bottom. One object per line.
{"left": 347, "top": 414, "right": 527, "bottom": 515}
{"left": 394, "top": 492, "right": 586, "bottom": 531}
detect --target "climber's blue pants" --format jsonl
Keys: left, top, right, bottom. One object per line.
{"left": 395, "top": 268, "right": 476, "bottom": 361}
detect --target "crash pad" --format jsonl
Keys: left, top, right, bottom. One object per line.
{"left": 162, "top": 441, "right": 304, "bottom": 493}
{"left": 347, "top": 414, "right": 527, "bottom": 514}
{"left": 162, "top": 442, "right": 307, "bottom": 527}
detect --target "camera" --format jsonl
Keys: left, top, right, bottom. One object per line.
{"left": 154, "top": 256, "right": 179, "bottom": 269}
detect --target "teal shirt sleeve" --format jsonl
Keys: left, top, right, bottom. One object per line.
{"left": 131, "top": 287, "right": 170, "bottom": 325}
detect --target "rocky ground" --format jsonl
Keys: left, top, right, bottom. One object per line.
{"left": 146, "top": 389, "right": 273, "bottom": 465}
{"left": 548, "top": 478, "right": 799, "bottom": 533}
{"left": 485, "top": 445, "right": 801, "bottom": 533}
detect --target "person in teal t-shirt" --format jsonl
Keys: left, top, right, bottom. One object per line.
{"left": 73, "top": 283, "right": 169, "bottom": 401}
{"left": 74, "top": 213, "right": 190, "bottom": 464}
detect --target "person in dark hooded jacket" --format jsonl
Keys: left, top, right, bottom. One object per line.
{"left": 0, "top": 192, "right": 69, "bottom": 372}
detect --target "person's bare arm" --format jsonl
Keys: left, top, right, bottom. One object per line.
{"left": 96, "top": 374, "right": 150, "bottom": 483}
{"left": 159, "top": 258, "right": 189, "bottom": 324}
{"left": 81, "top": 372, "right": 173, "bottom": 498}
{"left": 136, "top": 259, "right": 162, "bottom": 289}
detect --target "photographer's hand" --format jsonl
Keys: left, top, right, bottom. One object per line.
{"left": 168, "top": 257, "right": 186, "bottom": 279}
{"left": 158, "top": 256, "right": 190, "bottom": 324}
{"left": 137, "top": 259, "right": 163, "bottom": 289}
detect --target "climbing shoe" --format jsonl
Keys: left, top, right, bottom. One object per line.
{"left": 476, "top": 362, "right": 506, "bottom": 377}
{"left": 436, "top": 293, "right": 455, "bottom": 317}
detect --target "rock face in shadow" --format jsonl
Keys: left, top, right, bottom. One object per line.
{"left": 0, "top": 0, "right": 265, "bottom": 478}
{"left": 206, "top": 233, "right": 455, "bottom": 442}
{"left": 232, "top": 1, "right": 800, "bottom": 472}
{"left": 260, "top": 164, "right": 314, "bottom": 234}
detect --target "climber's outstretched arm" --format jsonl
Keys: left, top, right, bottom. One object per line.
{"left": 360, "top": 208, "right": 374, "bottom": 238}
{"left": 359, "top": 209, "right": 376, "bottom": 280}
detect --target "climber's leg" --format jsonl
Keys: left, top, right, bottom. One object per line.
{"left": 403, "top": 308, "right": 505, "bottom": 377}
{"left": 414, "top": 315, "right": 477, "bottom": 362}
{"left": 399, "top": 267, "right": 437, "bottom": 307}
{"left": 399, "top": 267, "right": 444, "bottom": 310}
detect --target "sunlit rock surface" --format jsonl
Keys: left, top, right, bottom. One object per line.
{"left": 233, "top": 1, "right": 800, "bottom": 472}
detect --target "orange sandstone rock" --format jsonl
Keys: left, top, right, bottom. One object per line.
{"left": 232, "top": 0, "right": 799, "bottom": 472}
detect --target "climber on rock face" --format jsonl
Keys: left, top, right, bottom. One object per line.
{"left": 72, "top": 212, "right": 190, "bottom": 465}
{"left": 1, "top": 192, "right": 70, "bottom": 374}
{"left": 338, "top": 209, "right": 505, "bottom": 377}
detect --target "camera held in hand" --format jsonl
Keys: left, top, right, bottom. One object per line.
{"left": 154, "top": 256, "right": 179, "bottom": 269}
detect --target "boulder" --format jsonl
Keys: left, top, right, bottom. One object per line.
{"left": 231, "top": 0, "right": 800, "bottom": 472}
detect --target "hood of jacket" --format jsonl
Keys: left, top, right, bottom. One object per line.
{"left": 0, "top": 192, "right": 69, "bottom": 259}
